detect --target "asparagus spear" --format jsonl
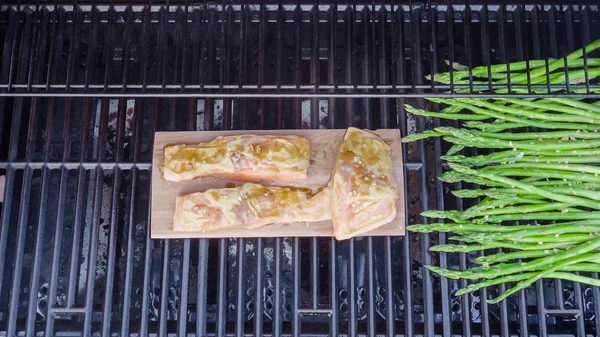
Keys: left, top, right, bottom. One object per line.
{"left": 431, "top": 58, "right": 600, "bottom": 84}
{"left": 466, "top": 129, "right": 600, "bottom": 141}
{"left": 435, "top": 126, "right": 600, "bottom": 151}
{"left": 407, "top": 222, "right": 524, "bottom": 234}
{"left": 455, "top": 271, "right": 600, "bottom": 296}
{"left": 428, "top": 98, "right": 600, "bottom": 130}
{"left": 429, "top": 240, "right": 580, "bottom": 252}
{"left": 543, "top": 97, "right": 600, "bottom": 114}
{"left": 488, "top": 252, "right": 600, "bottom": 303}
{"left": 496, "top": 97, "right": 600, "bottom": 119}
{"left": 476, "top": 169, "right": 600, "bottom": 184}
{"left": 481, "top": 162, "right": 600, "bottom": 176}
{"left": 442, "top": 147, "right": 600, "bottom": 166}
{"left": 496, "top": 39, "right": 600, "bottom": 84}
{"left": 474, "top": 250, "right": 556, "bottom": 265}
{"left": 471, "top": 211, "right": 600, "bottom": 223}
{"left": 438, "top": 171, "right": 507, "bottom": 186}
{"left": 429, "top": 237, "right": 600, "bottom": 280}
{"left": 465, "top": 97, "right": 600, "bottom": 121}
{"left": 429, "top": 59, "right": 552, "bottom": 82}
{"left": 408, "top": 220, "right": 600, "bottom": 235}
{"left": 459, "top": 202, "right": 576, "bottom": 219}
{"left": 444, "top": 154, "right": 600, "bottom": 166}
{"left": 446, "top": 144, "right": 465, "bottom": 156}
{"left": 453, "top": 186, "right": 600, "bottom": 201}
{"left": 464, "top": 121, "right": 527, "bottom": 133}
{"left": 449, "top": 163, "right": 600, "bottom": 209}
{"left": 442, "top": 135, "right": 600, "bottom": 152}
{"left": 455, "top": 233, "right": 598, "bottom": 245}
{"left": 405, "top": 104, "right": 489, "bottom": 121}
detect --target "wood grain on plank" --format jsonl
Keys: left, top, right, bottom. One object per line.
{"left": 151, "top": 129, "right": 405, "bottom": 239}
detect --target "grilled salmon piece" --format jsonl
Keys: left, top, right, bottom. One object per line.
{"left": 162, "top": 135, "right": 310, "bottom": 182}
{"left": 330, "top": 127, "right": 397, "bottom": 240}
{"left": 174, "top": 183, "right": 331, "bottom": 232}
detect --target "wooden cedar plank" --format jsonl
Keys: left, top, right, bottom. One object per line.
{"left": 151, "top": 129, "right": 405, "bottom": 239}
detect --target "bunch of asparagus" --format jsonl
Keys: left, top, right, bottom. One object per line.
{"left": 403, "top": 40, "right": 600, "bottom": 303}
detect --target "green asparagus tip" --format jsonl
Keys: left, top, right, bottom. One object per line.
{"left": 449, "top": 61, "right": 469, "bottom": 71}
{"left": 473, "top": 256, "right": 487, "bottom": 264}
{"left": 406, "top": 224, "right": 438, "bottom": 233}
{"left": 455, "top": 288, "right": 470, "bottom": 296}
{"left": 420, "top": 210, "right": 459, "bottom": 219}
{"left": 447, "top": 162, "right": 475, "bottom": 175}
{"left": 429, "top": 244, "right": 470, "bottom": 252}
{"left": 403, "top": 104, "right": 420, "bottom": 114}
{"left": 425, "top": 265, "right": 462, "bottom": 279}
{"left": 441, "top": 155, "right": 466, "bottom": 162}
{"left": 438, "top": 171, "right": 467, "bottom": 183}
{"left": 451, "top": 190, "right": 476, "bottom": 198}
{"left": 446, "top": 145, "right": 466, "bottom": 156}
{"left": 486, "top": 296, "right": 504, "bottom": 304}
{"left": 426, "top": 97, "right": 445, "bottom": 104}
{"left": 401, "top": 130, "right": 443, "bottom": 143}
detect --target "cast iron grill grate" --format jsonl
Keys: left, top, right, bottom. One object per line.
{"left": 0, "top": 2, "right": 599, "bottom": 337}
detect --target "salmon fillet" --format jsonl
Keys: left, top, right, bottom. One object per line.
{"left": 162, "top": 135, "right": 310, "bottom": 182}
{"left": 174, "top": 183, "right": 331, "bottom": 232}
{"left": 330, "top": 127, "right": 398, "bottom": 240}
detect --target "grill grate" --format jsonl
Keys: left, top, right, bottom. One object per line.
{"left": 0, "top": 2, "right": 599, "bottom": 97}
{"left": 0, "top": 2, "right": 600, "bottom": 337}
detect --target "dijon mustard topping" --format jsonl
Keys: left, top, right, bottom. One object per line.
{"left": 162, "top": 135, "right": 310, "bottom": 181}
{"left": 174, "top": 183, "right": 330, "bottom": 232}
{"left": 331, "top": 127, "right": 397, "bottom": 239}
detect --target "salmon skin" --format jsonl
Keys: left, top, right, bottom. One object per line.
{"left": 174, "top": 183, "right": 331, "bottom": 232}
{"left": 330, "top": 127, "right": 398, "bottom": 240}
{"left": 161, "top": 135, "right": 311, "bottom": 182}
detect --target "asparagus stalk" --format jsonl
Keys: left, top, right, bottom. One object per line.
{"left": 428, "top": 98, "right": 600, "bottom": 131}
{"left": 443, "top": 154, "right": 600, "bottom": 166}
{"left": 496, "top": 97, "right": 600, "bottom": 119}
{"left": 429, "top": 240, "right": 580, "bottom": 252}
{"left": 455, "top": 271, "right": 600, "bottom": 297}
{"left": 453, "top": 186, "right": 600, "bottom": 201}
{"left": 449, "top": 163, "right": 600, "bottom": 209}
{"left": 496, "top": 39, "right": 600, "bottom": 84}
{"left": 474, "top": 250, "right": 556, "bottom": 265}
{"left": 407, "top": 222, "right": 524, "bottom": 234}
{"left": 435, "top": 126, "right": 600, "bottom": 151}
{"left": 464, "top": 121, "right": 527, "bottom": 133}
{"left": 446, "top": 144, "right": 465, "bottom": 156}
{"left": 429, "top": 59, "right": 552, "bottom": 82}
{"left": 438, "top": 171, "right": 506, "bottom": 187}
{"left": 431, "top": 58, "right": 600, "bottom": 84}
{"left": 487, "top": 252, "right": 600, "bottom": 303}
{"left": 442, "top": 147, "right": 600, "bottom": 166}
{"left": 408, "top": 220, "right": 600, "bottom": 235}
{"left": 471, "top": 211, "right": 600, "bottom": 223}
{"left": 467, "top": 129, "right": 600, "bottom": 141}
{"left": 405, "top": 104, "right": 489, "bottom": 121}
{"left": 429, "top": 238, "right": 600, "bottom": 280}
{"left": 459, "top": 202, "right": 576, "bottom": 220}
{"left": 476, "top": 169, "right": 600, "bottom": 184}
{"left": 455, "top": 233, "right": 598, "bottom": 245}
{"left": 465, "top": 97, "right": 600, "bottom": 121}
{"left": 543, "top": 97, "right": 600, "bottom": 114}
{"left": 481, "top": 162, "right": 600, "bottom": 177}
